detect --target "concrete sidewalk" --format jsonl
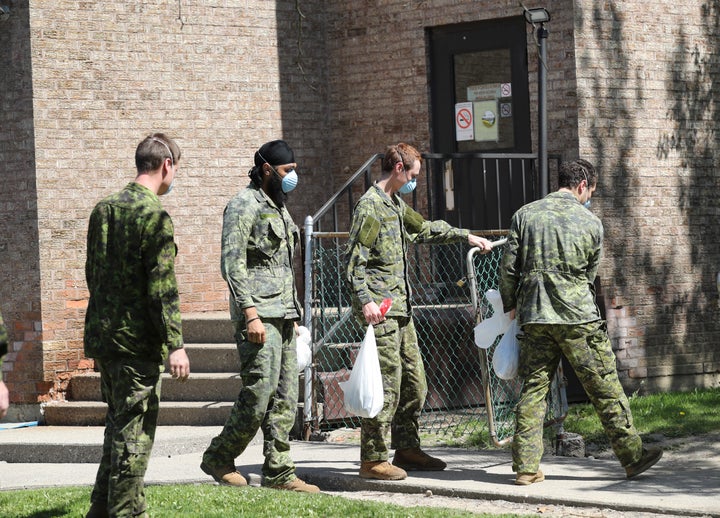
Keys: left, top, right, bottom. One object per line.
{"left": 0, "top": 426, "right": 718, "bottom": 517}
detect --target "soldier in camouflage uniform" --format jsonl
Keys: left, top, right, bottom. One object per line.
{"left": 200, "top": 140, "right": 319, "bottom": 493}
{"left": 345, "top": 143, "right": 493, "bottom": 480}
{"left": 84, "top": 134, "right": 191, "bottom": 518}
{"left": 499, "top": 159, "right": 662, "bottom": 485}
{"left": 0, "top": 309, "right": 9, "bottom": 419}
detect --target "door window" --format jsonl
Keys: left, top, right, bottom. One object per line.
{"left": 454, "top": 49, "right": 515, "bottom": 151}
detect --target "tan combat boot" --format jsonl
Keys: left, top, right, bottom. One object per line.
{"left": 625, "top": 447, "right": 663, "bottom": 479}
{"left": 359, "top": 460, "right": 408, "bottom": 480}
{"left": 200, "top": 461, "right": 248, "bottom": 487}
{"left": 515, "top": 470, "right": 545, "bottom": 485}
{"left": 392, "top": 447, "right": 447, "bottom": 471}
{"left": 270, "top": 477, "right": 321, "bottom": 493}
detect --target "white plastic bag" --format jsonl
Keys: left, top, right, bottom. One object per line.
{"left": 474, "top": 289, "right": 512, "bottom": 349}
{"left": 338, "top": 324, "right": 384, "bottom": 418}
{"left": 492, "top": 319, "right": 520, "bottom": 380}
{"left": 296, "top": 326, "right": 312, "bottom": 372}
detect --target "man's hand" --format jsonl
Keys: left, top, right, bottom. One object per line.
{"left": 468, "top": 234, "right": 493, "bottom": 254}
{"left": 0, "top": 381, "right": 9, "bottom": 419}
{"left": 362, "top": 301, "right": 385, "bottom": 326}
{"left": 247, "top": 318, "right": 266, "bottom": 344}
{"left": 168, "top": 348, "right": 190, "bottom": 382}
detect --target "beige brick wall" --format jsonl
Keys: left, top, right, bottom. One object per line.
{"left": 574, "top": 0, "right": 720, "bottom": 392}
{"left": 0, "top": 1, "right": 47, "bottom": 407}
{"left": 1, "top": 0, "right": 328, "bottom": 403}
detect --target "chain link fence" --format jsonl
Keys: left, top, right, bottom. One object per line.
{"left": 301, "top": 152, "right": 567, "bottom": 445}
{"left": 305, "top": 232, "right": 566, "bottom": 445}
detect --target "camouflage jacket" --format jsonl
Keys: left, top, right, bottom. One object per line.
{"left": 0, "top": 309, "right": 7, "bottom": 381}
{"left": 346, "top": 184, "right": 468, "bottom": 318}
{"left": 84, "top": 182, "right": 183, "bottom": 363}
{"left": 499, "top": 190, "right": 603, "bottom": 326}
{"left": 221, "top": 184, "right": 300, "bottom": 322}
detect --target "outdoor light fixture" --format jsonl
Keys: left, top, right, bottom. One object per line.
{"left": 524, "top": 7, "right": 550, "bottom": 24}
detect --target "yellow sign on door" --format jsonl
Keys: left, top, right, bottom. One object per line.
{"left": 473, "top": 100, "right": 498, "bottom": 142}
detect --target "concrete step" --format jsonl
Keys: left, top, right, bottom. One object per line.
{"left": 48, "top": 313, "right": 246, "bottom": 427}
{"left": 182, "top": 343, "right": 240, "bottom": 372}
{"left": 43, "top": 401, "right": 236, "bottom": 427}
{"left": 181, "top": 312, "right": 234, "bottom": 344}
{"left": 68, "top": 372, "right": 243, "bottom": 402}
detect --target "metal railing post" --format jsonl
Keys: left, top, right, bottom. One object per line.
{"left": 302, "top": 215, "right": 315, "bottom": 439}
{"left": 538, "top": 23, "right": 549, "bottom": 197}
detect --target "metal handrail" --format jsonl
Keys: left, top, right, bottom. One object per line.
{"left": 311, "top": 153, "right": 383, "bottom": 224}
{"left": 466, "top": 241, "right": 512, "bottom": 447}
{"left": 424, "top": 152, "right": 539, "bottom": 160}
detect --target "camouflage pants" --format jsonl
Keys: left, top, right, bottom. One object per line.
{"left": 203, "top": 318, "right": 298, "bottom": 486}
{"left": 512, "top": 321, "right": 643, "bottom": 473}
{"left": 360, "top": 317, "right": 427, "bottom": 462}
{"left": 91, "top": 358, "right": 161, "bottom": 518}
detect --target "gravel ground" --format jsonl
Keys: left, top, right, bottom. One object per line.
{"left": 327, "top": 489, "right": 691, "bottom": 518}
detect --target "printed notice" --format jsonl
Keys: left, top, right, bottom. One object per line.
{"left": 473, "top": 100, "right": 499, "bottom": 142}
{"left": 455, "top": 102, "right": 474, "bottom": 141}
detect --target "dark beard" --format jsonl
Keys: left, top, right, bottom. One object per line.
{"left": 267, "top": 175, "right": 288, "bottom": 207}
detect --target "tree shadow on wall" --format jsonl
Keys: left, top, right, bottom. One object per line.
{"left": 658, "top": 1, "right": 720, "bottom": 388}
{"left": 582, "top": 0, "right": 720, "bottom": 391}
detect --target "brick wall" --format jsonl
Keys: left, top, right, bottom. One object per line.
{"left": 575, "top": 0, "right": 720, "bottom": 392}
{"left": 0, "top": 0, "right": 328, "bottom": 405}
{"left": 0, "top": 1, "right": 46, "bottom": 410}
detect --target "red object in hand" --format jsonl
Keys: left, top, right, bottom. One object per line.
{"left": 379, "top": 298, "right": 392, "bottom": 316}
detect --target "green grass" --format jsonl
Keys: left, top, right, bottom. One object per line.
{"left": 456, "top": 387, "right": 720, "bottom": 449}
{"left": 562, "top": 387, "right": 720, "bottom": 447}
{"left": 0, "top": 485, "right": 531, "bottom": 518}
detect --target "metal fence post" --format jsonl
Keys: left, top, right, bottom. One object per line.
{"left": 303, "top": 215, "right": 315, "bottom": 439}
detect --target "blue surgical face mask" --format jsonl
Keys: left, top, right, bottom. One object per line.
{"left": 154, "top": 138, "right": 176, "bottom": 196}
{"left": 580, "top": 167, "right": 592, "bottom": 209}
{"left": 163, "top": 178, "right": 175, "bottom": 195}
{"left": 398, "top": 178, "right": 417, "bottom": 195}
{"left": 269, "top": 166, "right": 298, "bottom": 193}
{"left": 278, "top": 168, "right": 298, "bottom": 193}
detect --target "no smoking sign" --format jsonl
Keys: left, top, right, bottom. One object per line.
{"left": 455, "top": 102, "right": 474, "bottom": 141}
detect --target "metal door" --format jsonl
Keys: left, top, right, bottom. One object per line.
{"left": 428, "top": 17, "right": 532, "bottom": 229}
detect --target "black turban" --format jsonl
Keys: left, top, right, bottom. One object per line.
{"left": 255, "top": 140, "right": 295, "bottom": 167}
